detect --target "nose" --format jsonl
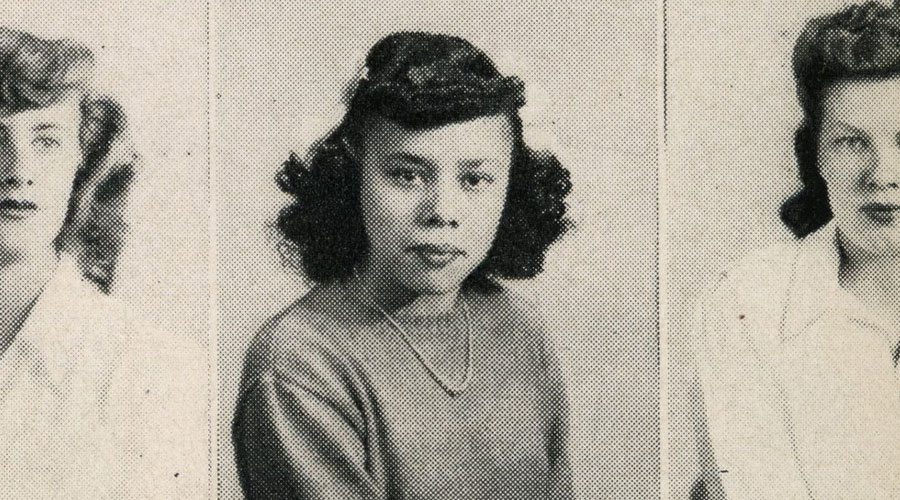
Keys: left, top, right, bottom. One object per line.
{"left": 421, "top": 178, "right": 463, "bottom": 228}
{"left": 0, "top": 138, "right": 29, "bottom": 188}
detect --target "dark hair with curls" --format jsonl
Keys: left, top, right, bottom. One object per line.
{"left": 277, "top": 31, "right": 572, "bottom": 290}
{"left": 782, "top": 0, "right": 900, "bottom": 237}
{"left": 0, "top": 27, "right": 136, "bottom": 292}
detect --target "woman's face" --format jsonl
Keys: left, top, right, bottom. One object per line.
{"left": 818, "top": 78, "right": 900, "bottom": 258}
{"left": 358, "top": 114, "right": 513, "bottom": 295}
{"left": 0, "top": 98, "right": 82, "bottom": 265}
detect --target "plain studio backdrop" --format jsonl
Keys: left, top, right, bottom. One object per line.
{"left": 216, "top": 1, "right": 659, "bottom": 498}
{"left": 664, "top": 1, "right": 881, "bottom": 497}
{"left": 0, "top": 6, "right": 209, "bottom": 346}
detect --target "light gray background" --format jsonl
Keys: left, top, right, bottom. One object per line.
{"left": 215, "top": 1, "right": 659, "bottom": 498}
{"left": 664, "top": 1, "right": 878, "bottom": 497}
{"left": 0, "top": 1, "right": 209, "bottom": 342}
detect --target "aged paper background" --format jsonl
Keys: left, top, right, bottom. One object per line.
{"left": 214, "top": 1, "right": 659, "bottom": 498}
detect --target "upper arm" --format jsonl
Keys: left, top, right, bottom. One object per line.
{"left": 692, "top": 275, "right": 808, "bottom": 499}
{"left": 520, "top": 313, "right": 573, "bottom": 499}
{"left": 233, "top": 336, "right": 383, "bottom": 500}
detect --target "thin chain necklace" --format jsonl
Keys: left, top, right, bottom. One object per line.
{"left": 361, "top": 289, "right": 474, "bottom": 397}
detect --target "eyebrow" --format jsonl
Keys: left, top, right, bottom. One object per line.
{"left": 825, "top": 120, "right": 867, "bottom": 135}
{"left": 459, "top": 159, "right": 504, "bottom": 170}
{"left": 386, "top": 152, "right": 436, "bottom": 167}
{"left": 31, "top": 123, "right": 66, "bottom": 133}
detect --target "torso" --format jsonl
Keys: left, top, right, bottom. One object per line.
{"left": 0, "top": 258, "right": 209, "bottom": 499}
{"left": 696, "top": 226, "right": 900, "bottom": 499}
{"left": 238, "top": 283, "right": 570, "bottom": 499}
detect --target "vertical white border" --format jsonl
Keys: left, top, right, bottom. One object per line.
{"left": 657, "top": 0, "right": 670, "bottom": 497}
{"left": 207, "top": 0, "right": 219, "bottom": 495}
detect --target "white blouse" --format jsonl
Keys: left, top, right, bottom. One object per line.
{"left": 0, "top": 256, "right": 208, "bottom": 499}
{"left": 695, "top": 222, "right": 900, "bottom": 499}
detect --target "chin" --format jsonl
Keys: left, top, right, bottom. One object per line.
{"left": 0, "top": 240, "right": 24, "bottom": 266}
{"left": 845, "top": 225, "right": 900, "bottom": 260}
{"left": 399, "top": 270, "right": 465, "bottom": 296}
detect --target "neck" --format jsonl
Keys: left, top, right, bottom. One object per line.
{"left": 350, "top": 264, "right": 461, "bottom": 317}
{"left": 0, "top": 250, "right": 60, "bottom": 353}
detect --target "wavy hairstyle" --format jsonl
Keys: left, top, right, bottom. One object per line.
{"left": 277, "top": 32, "right": 572, "bottom": 290}
{"left": 782, "top": 0, "right": 900, "bottom": 237}
{"left": 0, "top": 27, "right": 136, "bottom": 292}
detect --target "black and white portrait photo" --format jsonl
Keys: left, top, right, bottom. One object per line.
{"left": 216, "top": 2, "right": 659, "bottom": 499}
{"left": 667, "top": 1, "right": 900, "bottom": 498}
{"left": 5, "top": 0, "right": 897, "bottom": 498}
{"left": 0, "top": 1, "right": 210, "bottom": 498}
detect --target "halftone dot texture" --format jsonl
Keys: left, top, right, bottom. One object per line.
{"left": 217, "top": 2, "right": 658, "bottom": 499}
{"left": 0, "top": 3, "right": 210, "bottom": 498}
{"left": 667, "top": 1, "right": 900, "bottom": 498}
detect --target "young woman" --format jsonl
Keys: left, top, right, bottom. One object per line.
{"left": 693, "top": 2, "right": 900, "bottom": 498}
{"left": 233, "top": 32, "right": 574, "bottom": 499}
{"left": 0, "top": 27, "right": 206, "bottom": 497}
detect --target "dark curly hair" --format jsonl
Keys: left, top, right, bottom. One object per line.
{"left": 0, "top": 27, "right": 136, "bottom": 292}
{"left": 276, "top": 31, "right": 572, "bottom": 290}
{"left": 782, "top": 0, "right": 900, "bottom": 237}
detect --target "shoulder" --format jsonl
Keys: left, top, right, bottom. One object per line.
{"left": 693, "top": 239, "right": 803, "bottom": 371}
{"left": 700, "top": 240, "right": 800, "bottom": 319}
{"left": 470, "top": 285, "right": 561, "bottom": 367}
{"left": 469, "top": 285, "right": 544, "bottom": 329}
{"left": 240, "top": 284, "right": 358, "bottom": 394}
{"left": 91, "top": 289, "right": 208, "bottom": 408}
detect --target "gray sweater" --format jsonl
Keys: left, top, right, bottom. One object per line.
{"left": 233, "top": 283, "right": 572, "bottom": 500}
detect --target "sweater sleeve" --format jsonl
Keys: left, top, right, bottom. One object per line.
{"left": 524, "top": 305, "right": 573, "bottom": 500}
{"left": 543, "top": 345, "right": 574, "bottom": 500}
{"left": 233, "top": 341, "right": 383, "bottom": 500}
{"left": 508, "top": 291, "right": 574, "bottom": 499}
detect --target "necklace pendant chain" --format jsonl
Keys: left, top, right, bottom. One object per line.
{"left": 369, "top": 296, "right": 473, "bottom": 397}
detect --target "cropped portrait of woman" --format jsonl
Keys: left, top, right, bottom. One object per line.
{"left": 232, "top": 32, "right": 573, "bottom": 499}
{"left": 692, "top": 2, "right": 900, "bottom": 498}
{"left": 0, "top": 27, "right": 206, "bottom": 498}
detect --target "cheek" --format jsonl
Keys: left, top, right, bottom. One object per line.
{"left": 360, "top": 183, "right": 417, "bottom": 245}
{"left": 42, "top": 158, "right": 79, "bottom": 206}
{"left": 820, "top": 154, "right": 865, "bottom": 202}
{"left": 465, "top": 188, "right": 508, "bottom": 247}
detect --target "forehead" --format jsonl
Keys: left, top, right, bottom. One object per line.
{"left": 362, "top": 114, "right": 514, "bottom": 160}
{"left": 0, "top": 97, "right": 81, "bottom": 128}
{"left": 820, "top": 77, "right": 900, "bottom": 129}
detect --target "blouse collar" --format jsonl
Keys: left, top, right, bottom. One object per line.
{"left": 781, "top": 221, "right": 898, "bottom": 348}
{"left": 6, "top": 255, "right": 102, "bottom": 392}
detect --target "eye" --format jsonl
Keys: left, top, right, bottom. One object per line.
{"left": 460, "top": 172, "right": 494, "bottom": 190}
{"left": 831, "top": 135, "right": 870, "bottom": 152}
{"left": 32, "top": 136, "right": 61, "bottom": 149}
{"left": 388, "top": 167, "right": 424, "bottom": 186}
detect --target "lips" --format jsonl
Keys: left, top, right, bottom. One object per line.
{"left": 407, "top": 244, "right": 466, "bottom": 269}
{"left": 860, "top": 202, "right": 900, "bottom": 225}
{"left": 0, "top": 199, "right": 38, "bottom": 220}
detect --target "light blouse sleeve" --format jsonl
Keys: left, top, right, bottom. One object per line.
{"left": 105, "top": 334, "right": 210, "bottom": 499}
{"left": 233, "top": 344, "right": 383, "bottom": 500}
{"left": 693, "top": 278, "right": 808, "bottom": 500}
